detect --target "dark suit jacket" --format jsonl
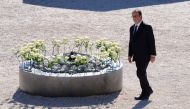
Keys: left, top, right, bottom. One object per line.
{"left": 128, "top": 22, "right": 156, "bottom": 63}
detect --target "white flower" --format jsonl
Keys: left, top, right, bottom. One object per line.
{"left": 71, "top": 55, "right": 76, "bottom": 59}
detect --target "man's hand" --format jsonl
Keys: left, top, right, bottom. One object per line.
{"left": 150, "top": 55, "right": 156, "bottom": 63}
{"left": 128, "top": 56, "right": 132, "bottom": 63}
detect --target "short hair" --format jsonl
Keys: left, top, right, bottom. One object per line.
{"left": 132, "top": 9, "right": 142, "bottom": 16}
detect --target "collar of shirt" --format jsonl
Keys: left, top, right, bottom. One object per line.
{"left": 135, "top": 20, "right": 142, "bottom": 30}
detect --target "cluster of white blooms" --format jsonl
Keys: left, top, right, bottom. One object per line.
{"left": 46, "top": 54, "right": 62, "bottom": 68}
{"left": 62, "top": 37, "right": 69, "bottom": 45}
{"left": 52, "top": 37, "right": 69, "bottom": 54}
{"left": 96, "top": 40, "right": 121, "bottom": 62}
{"left": 64, "top": 54, "right": 88, "bottom": 66}
{"left": 18, "top": 40, "right": 45, "bottom": 64}
{"left": 52, "top": 38, "right": 62, "bottom": 48}
{"left": 16, "top": 37, "right": 121, "bottom": 71}
{"left": 74, "top": 37, "right": 91, "bottom": 52}
{"left": 75, "top": 54, "right": 88, "bottom": 66}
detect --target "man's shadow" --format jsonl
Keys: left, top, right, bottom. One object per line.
{"left": 8, "top": 89, "right": 120, "bottom": 108}
{"left": 132, "top": 100, "right": 152, "bottom": 109}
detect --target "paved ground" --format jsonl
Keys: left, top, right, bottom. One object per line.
{"left": 0, "top": 0, "right": 190, "bottom": 109}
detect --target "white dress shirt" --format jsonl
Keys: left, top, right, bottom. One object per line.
{"left": 134, "top": 20, "right": 142, "bottom": 31}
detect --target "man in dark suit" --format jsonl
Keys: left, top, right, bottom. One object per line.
{"left": 128, "top": 9, "right": 156, "bottom": 100}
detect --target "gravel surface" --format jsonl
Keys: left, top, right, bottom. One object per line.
{"left": 0, "top": 0, "right": 190, "bottom": 109}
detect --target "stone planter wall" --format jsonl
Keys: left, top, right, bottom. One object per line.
{"left": 19, "top": 64, "right": 123, "bottom": 97}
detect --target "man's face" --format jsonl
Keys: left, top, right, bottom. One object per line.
{"left": 132, "top": 12, "right": 142, "bottom": 24}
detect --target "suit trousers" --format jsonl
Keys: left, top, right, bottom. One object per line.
{"left": 135, "top": 60, "right": 152, "bottom": 94}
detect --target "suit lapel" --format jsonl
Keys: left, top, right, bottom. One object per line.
{"left": 133, "top": 22, "right": 144, "bottom": 38}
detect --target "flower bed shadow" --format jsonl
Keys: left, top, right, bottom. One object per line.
{"left": 9, "top": 89, "right": 120, "bottom": 108}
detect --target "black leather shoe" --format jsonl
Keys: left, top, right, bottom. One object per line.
{"left": 146, "top": 89, "right": 153, "bottom": 98}
{"left": 135, "top": 89, "right": 153, "bottom": 100}
{"left": 134, "top": 95, "right": 149, "bottom": 100}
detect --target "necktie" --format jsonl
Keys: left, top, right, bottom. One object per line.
{"left": 133, "top": 25, "right": 138, "bottom": 35}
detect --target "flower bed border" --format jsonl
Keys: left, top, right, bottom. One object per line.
{"left": 19, "top": 64, "right": 123, "bottom": 97}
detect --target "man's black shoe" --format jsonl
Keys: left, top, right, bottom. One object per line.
{"left": 134, "top": 95, "right": 149, "bottom": 100}
{"left": 135, "top": 89, "right": 153, "bottom": 100}
{"left": 146, "top": 89, "right": 153, "bottom": 98}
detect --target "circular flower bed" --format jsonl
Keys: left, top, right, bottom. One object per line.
{"left": 15, "top": 37, "right": 123, "bottom": 97}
